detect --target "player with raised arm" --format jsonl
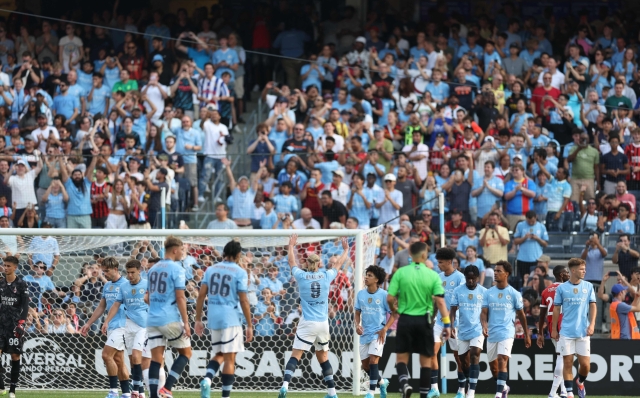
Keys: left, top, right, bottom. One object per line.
{"left": 354, "top": 265, "right": 394, "bottom": 398}
{"left": 430, "top": 247, "right": 466, "bottom": 398}
{"left": 0, "top": 256, "right": 29, "bottom": 398}
{"left": 145, "top": 236, "right": 192, "bottom": 398}
{"left": 450, "top": 265, "right": 487, "bottom": 398}
{"left": 103, "top": 260, "right": 160, "bottom": 398}
{"left": 81, "top": 257, "right": 131, "bottom": 398}
{"left": 552, "top": 258, "right": 596, "bottom": 398}
{"left": 278, "top": 234, "right": 349, "bottom": 398}
{"left": 538, "top": 265, "right": 570, "bottom": 398}
{"left": 195, "top": 240, "right": 253, "bottom": 398}
{"left": 387, "top": 243, "right": 451, "bottom": 398}
{"left": 481, "top": 260, "right": 531, "bottom": 398}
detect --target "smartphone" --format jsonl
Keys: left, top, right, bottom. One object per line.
{"left": 609, "top": 271, "right": 619, "bottom": 277}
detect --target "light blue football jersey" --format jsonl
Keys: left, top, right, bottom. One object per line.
{"left": 103, "top": 276, "right": 127, "bottom": 331}
{"left": 451, "top": 284, "right": 487, "bottom": 340}
{"left": 292, "top": 266, "right": 337, "bottom": 322}
{"left": 482, "top": 285, "right": 523, "bottom": 343}
{"left": 117, "top": 279, "right": 149, "bottom": 328}
{"left": 355, "top": 288, "right": 391, "bottom": 344}
{"left": 436, "top": 270, "right": 466, "bottom": 327}
{"left": 147, "top": 260, "right": 186, "bottom": 327}
{"left": 554, "top": 280, "right": 596, "bottom": 338}
{"left": 202, "top": 261, "right": 249, "bottom": 330}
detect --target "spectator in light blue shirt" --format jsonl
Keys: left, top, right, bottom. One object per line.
{"left": 300, "top": 55, "right": 325, "bottom": 92}
{"left": 513, "top": 211, "right": 549, "bottom": 274}
{"left": 456, "top": 32, "right": 483, "bottom": 61}
{"left": 610, "top": 203, "right": 635, "bottom": 234}
{"left": 212, "top": 37, "right": 239, "bottom": 82}
{"left": 61, "top": 155, "right": 95, "bottom": 229}
{"left": 173, "top": 115, "right": 202, "bottom": 165}
{"left": 273, "top": 26, "right": 310, "bottom": 88}
{"left": 226, "top": 164, "right": 258, "bottom": 221}
{"left": 86, "top": 72, "right": 111, "bottom": 116}
{"left": 260, "top": 198, "right": 278, "bottom": 229}
{"left": 144, "top": 12, "right": 171, "bottom": 52}
{"left": 42, "top": 179, "right": 68, "bottom": 228}
{"left": 271, "top": 181, "right": 299, "bottom": 218}
{"left": 52, "top": 79, "right": 80, "bottom": 125}
{"left": 254, "top": 288, "right": 280, "bottom": 337}
{"left": 425, "top": 69, "right": 449, "bottom": 104}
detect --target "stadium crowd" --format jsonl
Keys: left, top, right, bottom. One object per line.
{"left": 1, "top": 1, "right": 640, "bottom": 339}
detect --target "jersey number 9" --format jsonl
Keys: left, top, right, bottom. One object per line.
{"left": 209, "top": 273, "right": 232, "bottom": 297}
{"left": 149, "top": 271, "right": 169, "bottom": 294}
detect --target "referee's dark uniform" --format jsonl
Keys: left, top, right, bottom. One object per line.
{"left": 388, "top": 260, "right": 446, "bottom": 397}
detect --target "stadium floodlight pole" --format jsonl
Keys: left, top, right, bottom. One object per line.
{"left": 438, "top": 192, "right": 446, "bottom": 248}
{"left": 352, "top": 229, "right": 364, "bottom": 396}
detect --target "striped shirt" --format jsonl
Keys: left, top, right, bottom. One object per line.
{"left": 197, "top": 76, "right": 229, "bottom": 109}
{"left": 624, "top": 143, "right": 640, "bottom": 181}
{"left": 91, "top": 181, "right": 109, "bottom": 219}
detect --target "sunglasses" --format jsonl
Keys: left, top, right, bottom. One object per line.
{"left": 39, "top": 266, "right": 47, "bottom": 270}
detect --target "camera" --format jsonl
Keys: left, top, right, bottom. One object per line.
{"left": 488, "top": 224, "right": 496, "bottom": 229}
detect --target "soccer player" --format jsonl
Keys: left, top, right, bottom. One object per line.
{"left": 387, "top": 243, "right": 451, "bottom": 398}
{"left": 354, "top": 265, "right": 394, "bottom": 398}
{"left": 538, "top": 265, "right": 570, "bottom": 398}
{"left": 195, "top": 240, "right": 253, "bottom": 398}
{"left": 430, "top": 247, "right": 466, "bottom": 398}
{"left": 450, "top": 265, "right": 487, "bottom": 398}
{"left": 81, "top": 257, "right": 131, "bottom": 398}
{"left": 103, "top": 260, "right": 160, "bottom": 398}
{"left": 0, "top": 256, "right": 29, "bottom": 398}
{"left": 145, "top": 236, "right": 192, "bottom": 398}
{"left": 481, "top": 260, "right": 531, "bottom": 398}
{"left": 552, "top": 258, "right": 596, "bottom": 398}
{"left": 278, "top": 234, "right": 349, "bottom": 398}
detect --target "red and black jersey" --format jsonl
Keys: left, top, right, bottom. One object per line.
{"left": 454, "top": 137, "right": 480, "bottom": 151}
{"left": 430, "top": 145, "right": 451, "bottom": 173}
{"left": 0, "top": 276, "right": 29, "bottom": 326}
{"left": 625, "top": 143, "right": 640, "bottom": 181}
{"left": 90, "top": 181, "right": 109, "bottom": 219}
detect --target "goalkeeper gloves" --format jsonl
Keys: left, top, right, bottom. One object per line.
{"left": 14, "top": 320, "right": 25, "bottom": 338}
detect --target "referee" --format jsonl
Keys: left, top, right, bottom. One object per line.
{"left": 387, "top": 242, "right": 451, "bottom": 398}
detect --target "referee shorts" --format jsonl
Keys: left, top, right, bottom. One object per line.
{"left": 395, "top": 314, "right": 434, "bottom": 357}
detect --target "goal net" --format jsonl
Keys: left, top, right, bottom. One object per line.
{"left": 0, "top": 227, "right": 382, "bottom": 394}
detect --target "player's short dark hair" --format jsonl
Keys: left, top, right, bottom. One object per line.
{"left": 463, "top": 265, "right": 480, "bottom": 278}
{"left": 125, "top": 259, "right": 141, "bottom": 270}
{"left": 567, "top": 258, "right": 585, "bottom": 268}
{"left": 365, "top": 265, "right": 387, "bottom": 286}
{"left": 3, "top": 255, "right": 18, "bottom": 266}
{"left": 165, "top": 235, "right": 183, "bottom": 250}
{"left": 347, "top": 216, "right": 359, "bottom": 226}
{"left": 495, "top": 260, "right": 512, "bottom": 276}
{"left": 223, "top": 240, "right": 242, "bottom": 259}
{"left": 525, "top": 210, "right": 537, "bottom": 219}
{"left": 148, "top": 257, "right": 161, "bottom": 265}
{"left": 553, "top": 265, "right": 567, "bottom": 279}
{"left": 409, "top": 241, "right": 428, "bottom": 257}
{"left": 101, "top": 256, "right": 119, "bottom": 269}
{"left": 435, "top": 247, "right": 456, "bottom": 261}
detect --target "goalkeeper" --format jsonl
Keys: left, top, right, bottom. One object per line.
{"left": 0, "top": 256, "right": 30, "bottom": 398}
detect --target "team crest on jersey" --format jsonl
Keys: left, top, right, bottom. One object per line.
{"left": 498, "top": 293, "right": 503, "bottom": 299}
{"left": 477, "top": 295, "right": 483, "bottom": 300}
{"left": 506, "top": 295, "right": 511, "bottom": 300}
{"left": 368, "top": 298, "right": 372, "bottom": 303}
{"left": 449, "top": 281, "right": 455, "bottom": 286}
{"left": 139, "top": 289, "right": 145, "bottom": 294}
{"left": 375, "top": 299, "right": 381, "bottom": 304}
{"left": 573, "top": 288, "right": 578, "bottom": 294}
{"left": 132, "top": 289, "right": 137, "bottom": 295}
{"left": 582, "top": 289, "right": 587, "bottom": 294}
{"left": 468, "top": 294, "right": 473, "bottom": 300}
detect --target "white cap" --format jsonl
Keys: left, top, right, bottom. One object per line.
{"left": 355, "top": 36, "right": 367, "bottom": 44}
{"left": 332, "top": 169, "right": 344, "bottom": 178}
{"left": 384, "top": 173, "right": 397, "bottom": 181}
{"left": 485, "top": 136, "right": 494, "bottom": 142}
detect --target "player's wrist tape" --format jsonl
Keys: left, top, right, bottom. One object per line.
{"left": 441, "top": 316, "right": 450, "bottom": 324}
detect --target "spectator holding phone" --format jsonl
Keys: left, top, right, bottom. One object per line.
{"left": 581, "top": 233, "right": 607, "bottom": 284}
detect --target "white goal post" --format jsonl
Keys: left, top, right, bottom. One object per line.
{"left": 0, "top": 227, "right": 382, "bottom": 395}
